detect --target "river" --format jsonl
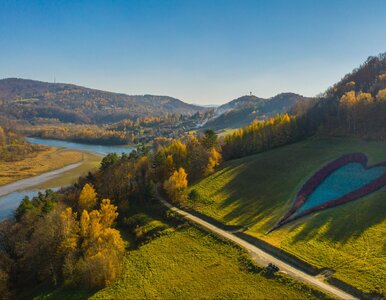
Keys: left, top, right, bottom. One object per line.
{"left": 26, "top": 137, "right": 134, "bottom": 156}
{"left": 0, "top": 138, "right": 134, "bottom": 220}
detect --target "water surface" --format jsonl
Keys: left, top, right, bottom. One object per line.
{"left": 0, "top": 189, "right": 59, "bottom": 220}
{"left": 0, "top": 138, "right": 134, "bottom": 220}
{"left": 26, "top": 137, "right": 134, "bottom": 156}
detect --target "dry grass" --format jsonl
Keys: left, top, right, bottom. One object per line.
{"left": 0, "top": 147, "right": 96, "bottom": 186}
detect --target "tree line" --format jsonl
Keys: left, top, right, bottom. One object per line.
{"left": 0, "top": 129, "right": 221, "bottom": 297}
{"left": 0, "top": 126, "right": 43, "bottom": 161}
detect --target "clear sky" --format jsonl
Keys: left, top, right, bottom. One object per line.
{"left": 1, "top": 0, "right": 386, "bottom": 105}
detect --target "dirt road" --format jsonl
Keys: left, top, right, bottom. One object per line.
{"left": 157, "top": 195, "right": 357, "bottom": 300}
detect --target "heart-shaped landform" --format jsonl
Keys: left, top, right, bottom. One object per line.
{"left": 270, "top": 153, "right": 386, "bottom": 232}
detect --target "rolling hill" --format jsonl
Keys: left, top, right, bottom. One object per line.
{"left": 0, "top": 78, "right": 206, "bottom": 124}
{"left": 201, "top": 93, "right": 311, "bottom": 130}
{"left": 188, "top": 137, "right": 386, "bottom": 296}
{"left": 187, "top": 53, "right": 386, "bottom": 297}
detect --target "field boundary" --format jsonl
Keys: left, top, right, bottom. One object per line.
{"left": 179, "top": 201, "right": 380, "bottom": 300}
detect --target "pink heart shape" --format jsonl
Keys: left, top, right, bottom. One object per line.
{"left": 270, "top": 153, "right": 386, "bottom": 232}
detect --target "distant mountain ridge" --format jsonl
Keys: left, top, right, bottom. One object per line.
{"left": 0, "top": 78, "right": 206, "bottom": 124}
{"left": 202, "top": 93, "right": 311, "bottom": 130}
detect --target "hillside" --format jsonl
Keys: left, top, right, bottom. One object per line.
{"left": 31, "top": 214, "right": 327, "bottom": 299}
{"left": 188, "top": 137, "right": 386, "bottom": 296}
{"left": 202, "top": 93, "right": 310, "bottom": 130}
{"left": 90, "top": 227, "right": 325, "bottom": 299}
{"left": 307, "top": 53, "right": 386, "bottom": 139}
{"left": 0, "top": 126, "right": 42, "bottom": 161}
{"left": 0, "top": 78, "right": 206, "bottom": 124}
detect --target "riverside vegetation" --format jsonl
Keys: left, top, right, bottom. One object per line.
{"left": 0, "top": 127, "right": 99, "bottom": 186}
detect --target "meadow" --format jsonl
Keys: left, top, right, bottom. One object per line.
{"left": 188, "top": 136, "right": 386, "bottom": 295}
{"left": 91, "top": 226, "right": 327, "bottom": 300}
{"left": 32, "top": 206, "right": 329, "bottom": 300}
{"left": 0, "top": 147, "right": 95, "bottom": 186}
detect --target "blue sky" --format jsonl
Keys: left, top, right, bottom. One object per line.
{"left": 1, "top": 0, "right": 386, "bottom": 104}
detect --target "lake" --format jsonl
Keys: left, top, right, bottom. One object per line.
{"left": 26, "top": 137, "right": 135, "bottom": 156}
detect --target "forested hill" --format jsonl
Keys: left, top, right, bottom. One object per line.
{"left": 202, "top": 93, "right": 311, "bottom": 130}
{"left": 222, "top": 53, "right": 386, "bottom": 159}
{"left": 0, "top": 126, "right": 42, "bottom": 161}
{"left": 0, "top": 78, "right": 206, "bottom": 124}
{"left": 311, "top": 53, "right": 386, "bottom": 138}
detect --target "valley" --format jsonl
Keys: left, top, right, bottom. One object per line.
{"left": 0, "top": 8, "right": 385, "bottom": 298}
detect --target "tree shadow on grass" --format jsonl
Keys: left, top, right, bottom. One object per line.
{"left": 209, "top": 148, "right": 386, "bottom": 243}
{"left": 212, "top": 158, "right": 308, "bottom": 232}
{"left": 195, "top": 136, "right": 386, "bottom": 245}
{"left": 288, "top": 188, "right": 386, "bottom": 244}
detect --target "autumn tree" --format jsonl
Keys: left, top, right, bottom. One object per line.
{"left": 205, "top": 148, "right": 222, "bottom": 175}
{"left": 0, "top": 127, "right": 5, "bottom": 147}
{"left": 152, "top": 148, "right": 175, "bottom": 183}
{"left": 201, "top": 129, "right": 218, "bottom": 149}
{"left": 75, "top": 199, "right": 124, "bottom": 287}
{"left": 166, "top": 140, "right": 187, "bottom": 169}
{"left": 78, "top": 183, "right": 97, "bottom": 211}
{"left": 59, "top": 198, "right": 124, "bottom": 288}
{"left": 376, "top": 88, "right": 386, "bottom": 101}
{"left": 163, "top": 167, "right": 188, "bottom": 204}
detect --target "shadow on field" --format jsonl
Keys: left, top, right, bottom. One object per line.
{"left": 288, "top": 188, "right": 386, "bottom": 244}
{"left": 213, "top": 145, "right": 336, "bottom": 233}
{"left": 285, "top": 188, "right": 386, "bottom": 244}
{"left": 213, "top": 145, "right": 386, "bottom": 243}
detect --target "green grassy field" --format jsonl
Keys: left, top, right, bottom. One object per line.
{"left": 33, "top": 215, "right": 328, "bottom": 300}
{"left": 91, "top": 226, "right": 326, "bottom": 300}
{"left": 188, "top": 136, "right": 386, "bottom": 295}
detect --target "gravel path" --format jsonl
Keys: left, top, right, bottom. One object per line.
{"left": 156, "top": 193, "right": 357, "bottom": 300}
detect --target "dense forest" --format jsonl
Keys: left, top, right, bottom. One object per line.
{"left": 18, "top": 112, "right": 212, "bottom": 146}
{"left": 0, "top": 78, "right": 207, "bottom": 124}
{"left": 223, "top": 53, "right": 386, "bottom": 159}
{"left": 0, "top": 126, "right": 43, "bottom": 161}
{"left": 203, "top": 93, "right": 311, "bottom": 130}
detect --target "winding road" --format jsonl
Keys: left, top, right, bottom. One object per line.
{"left": 156, "top": 193, "right": 357, "bottom": 300}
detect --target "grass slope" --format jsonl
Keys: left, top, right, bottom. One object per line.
{"left": 91, "top": 227, "right": 325, "bottom": 300}
{"left": 188, "top": 137, "right": 386, "bottom": 295}
{"left": 0, "top": 147, "right": 99, "bottom": 186}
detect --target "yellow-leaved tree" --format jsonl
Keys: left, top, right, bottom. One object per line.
{"left": 163, "top": 167, "right": 188, "bottom": 204}
{"left": 60, "top": 194, "right": 124, "bottom": 288}
{"left": 376, "top": 88, "right": 386, "bottom": 101}
{"left": 76, "top": 199, "right": 124, "bottom": 287}
{"left": 78, "top": 183, "right": 97, "bottom": 211}
{"left": 205, "top": 148, "right": 222, "bottom": 175}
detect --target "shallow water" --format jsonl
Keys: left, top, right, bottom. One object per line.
{"left": 0, "top": 138, "right": 134, "bottom": 220}
{"left": 298, "top": 162, "right": 386, "bottom": 213}
{"left": 0, "top": 189, "right": 59, "bottom": 220}
{"left": 26, "top": 137, "right": 134, "bottom": 156}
